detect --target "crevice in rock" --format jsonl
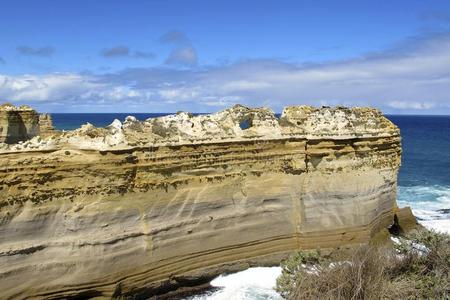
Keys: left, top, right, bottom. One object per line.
{"left": 388, "top": 214, "right": 404, "bottom": 236}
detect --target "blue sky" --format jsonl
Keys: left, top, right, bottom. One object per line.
{"left": 1, "top": 0, "right": 450, "bottom": 113}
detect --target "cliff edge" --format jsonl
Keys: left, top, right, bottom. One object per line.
{"left": 0, "top": 104, "right": 414, "bottom": 299}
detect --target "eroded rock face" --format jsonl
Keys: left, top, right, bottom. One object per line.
{"left": 38, "top": 113, "right": 55, "bottom": 138}
{"left": 0, "top": 103, "right": 40, "bottom": 144}
{"left": 0, "top": 103, "right": 55, "bottom": 146}
{"left": 0, "top": 104, "right": 412, "bottom": 299}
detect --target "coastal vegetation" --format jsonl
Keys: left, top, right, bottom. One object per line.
{"left": 276, "top": 229, "right": 450, "bottom": 299}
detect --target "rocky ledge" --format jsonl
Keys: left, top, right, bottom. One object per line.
{"left": 0, "top": 104, "right": 415, "bottom": 299}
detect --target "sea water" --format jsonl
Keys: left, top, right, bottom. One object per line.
{"left": 391, "top": 115, "right": 450, "bottom": 233}
{"left": 50, "top": 113, "right": 450, "bottom": 299}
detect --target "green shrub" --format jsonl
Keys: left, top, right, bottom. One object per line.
{"left": 277, "top": 229, "right": 449, "bottom": 300}
{"left": 275, "top": 249, "right": 324, "bottom": 298}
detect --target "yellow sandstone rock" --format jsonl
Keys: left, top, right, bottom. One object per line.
{"left": 0, "top": 104, "right": 411, "bottom": 299}
{"left": 0, "top": 103, "right": 40, "bottom": 144}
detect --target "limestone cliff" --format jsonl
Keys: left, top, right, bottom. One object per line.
{"left": 38, "top": 113, "right": 55, "bottom": 138}
{"left": 0, "top": 103, "right": 40, "bottom": 144}
{"left": 0, "top": 104, "right": 413, "bottom": 299}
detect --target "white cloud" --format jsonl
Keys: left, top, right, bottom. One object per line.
{"left": 220, "top": 80, "right": 272, "bottom": 92}
{"left": 2, "top": 32, "right": 450, "bottom": 113}
{"left": 388, "top": 101, "right": 435, "bottom": 110}
{"left": 0, "top": 74, "right": 100, "bottom": 102}
{"left": 158, "top": 87, "right": 200, "bottom": 100}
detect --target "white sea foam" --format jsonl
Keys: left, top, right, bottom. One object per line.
{"left": 420, "top": 219, "right": 450, "bottom": 234}
{"left": 187, "top": 267, "right": 282, "bottom": 300}
{"left": 397, "top": 185, "right": 450, "bottom": 220}
{"left": 398, "top": 185, "right": 450, "bottom": 233}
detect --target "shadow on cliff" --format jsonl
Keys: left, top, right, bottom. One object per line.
{"left": 5, "top": 112, "right": 28, "bottom": 144}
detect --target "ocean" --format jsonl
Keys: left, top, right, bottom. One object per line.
{"left": 50, "top": 113, "right": 450, "bottom": 300}
{"left": 51, "top": 113, "right": 168, "bottom": 131}
{"left": 389, "top": 115, "right": 450, "bottom": 223}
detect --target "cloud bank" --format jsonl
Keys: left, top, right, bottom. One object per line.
{"left": 2, "top": 31, "right": 450, "bottom": 113}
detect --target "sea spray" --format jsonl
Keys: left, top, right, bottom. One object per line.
{"left": 187, "top": 267, "right": 282, "bottom": 300}
{"left": 397, "top": 185, "right": 450, "bottom": 220}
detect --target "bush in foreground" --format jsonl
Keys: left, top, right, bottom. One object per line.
{"left": 276, "top": 229, "right": 449, "bottom": 299}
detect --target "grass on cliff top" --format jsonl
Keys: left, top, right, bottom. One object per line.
{"left": 276, "top": 229, "right": 450, "bottom": 300}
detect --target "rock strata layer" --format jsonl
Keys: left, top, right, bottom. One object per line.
{"left": 0, "top": 103, "right": 54, "bottom": 144}
{"left": 38, "top": 113, "right": 55, "bottom": 138}
{"left": 0, "top": 104, "right": 413, "bottom": 299}
{"left": 0, "top": 103, "right": 40, "bottom": 144}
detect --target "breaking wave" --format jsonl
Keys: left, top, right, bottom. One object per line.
{"left": 397, "top": 185, "right": 450, "bottom": 220}
{"left": 186, "top": 267, "right": 282, "bottom": 300}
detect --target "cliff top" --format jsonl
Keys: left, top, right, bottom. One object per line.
{"left": 0, "top": 103, "right": 35, "bottom": 112}
{"left": 0, "top": 103, "right": 399, "bottom": 152}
